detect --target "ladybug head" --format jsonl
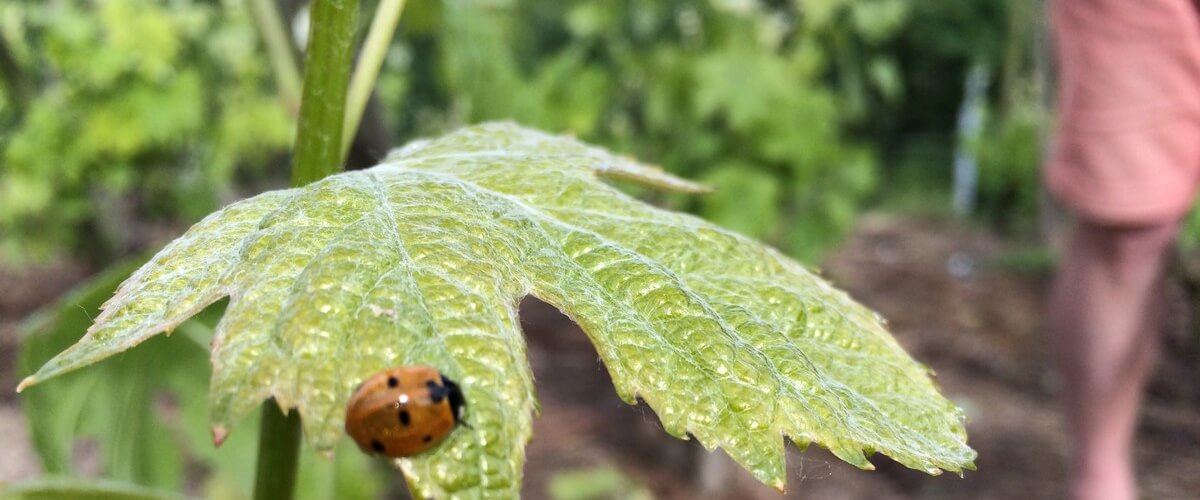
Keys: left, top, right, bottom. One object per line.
{"left": 439, "top": 373, "right": 468, "bottom": 427}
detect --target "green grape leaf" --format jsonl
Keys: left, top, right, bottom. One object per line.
{"left": 19, "top": 123, "right": 975, "bottom": 496}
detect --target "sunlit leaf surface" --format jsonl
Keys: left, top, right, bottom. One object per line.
{"left": 21, "top": 123, "right": 975, "bottom": 497}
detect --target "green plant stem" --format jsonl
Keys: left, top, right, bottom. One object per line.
{"left": 253, "top": 2, "right": 360, "bottom": 498}
{"left": 248, "top": 0, "right": 303, "bottom": 114}
{"left": 290, "top": 0, "right": 361, "bottom": 186}
{"left": 253, "top": 400, "right": 302, "bottom": 500}
{"left": 341, "top": 0, "right": 407, "bottom": 161}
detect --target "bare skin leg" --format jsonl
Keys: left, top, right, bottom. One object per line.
{"left": 1048, "top": 220, "right": 1178, "bottom": 500}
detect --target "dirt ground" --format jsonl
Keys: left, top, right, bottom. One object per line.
{"left": 3, "top": 214, "right": 1199, "bottom": 499}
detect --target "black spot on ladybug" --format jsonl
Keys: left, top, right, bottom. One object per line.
{"left": 371, "top": 440, "right": 385, "bottom": 453}
{"left": 387, "top": 376, "right": 399, "bottom": 388}
{"left": 423, "top": 435, "right": 433, "bottom": 443}
{"left": 399, "top": 409, "right": 411, "bottom": 426}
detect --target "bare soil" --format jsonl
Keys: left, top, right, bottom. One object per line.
{"left": 3, "top": 214, "right": 1199, "bottom": 499}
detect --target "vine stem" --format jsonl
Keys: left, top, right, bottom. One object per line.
{"left": 341, "top": 0, "right": 407, "bottom": 161}
{"left": 290, "top": 0, "right": 360, "bottom": 186}
{"left": 255, "top": 0, "right": 360, "bottom": 498}
{"left": 253, "top": 401, "right": 302, "bottom": 500}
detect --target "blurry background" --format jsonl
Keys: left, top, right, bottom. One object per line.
{"left": 1, "top": 0, "right": 1198, "bottom": 498}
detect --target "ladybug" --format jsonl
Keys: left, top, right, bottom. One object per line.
{"left": 344, "top": 365, "right": 467, "bottom": 458}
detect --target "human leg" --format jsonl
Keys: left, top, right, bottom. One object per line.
{"left": 1048, "top": 219, "right": 1178, "bottom": 500}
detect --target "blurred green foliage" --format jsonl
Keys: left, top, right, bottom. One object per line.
{"left": 974, "top": 98, "right": 1044, "bottom": 231}
{"left": 880, "top": 0, "right": 1008, "bottom": 147}
{"left": 380, "top": 0, "right": 907, "bottom": 260}
{"left": 0, "top": 0, "right": 1046, "bottom": 262}
{"left": 547, "top": 465, "right": 652, "bottom": 500}
{"left": 874, "top": 0, "right": 1041, "bottom": 228}
{"left": 0, "top": 0, "right": 294, "bottom": 262}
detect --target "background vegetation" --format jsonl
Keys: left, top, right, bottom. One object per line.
{"left": 1, "top": 0, "right": 1040, "bottom": 266}
{"left": 0, "top": 0, "right": 294, "bottom": 263}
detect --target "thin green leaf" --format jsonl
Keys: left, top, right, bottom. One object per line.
{"left": 21, "top": 123, "right": 975, "bottom": 496}
{"left": 0, "top": 476, "right": 185, "bottom": 500}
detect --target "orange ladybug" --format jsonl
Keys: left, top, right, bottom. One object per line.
{"left": 344, "top": 365, "right": 467, "bottom": 458}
